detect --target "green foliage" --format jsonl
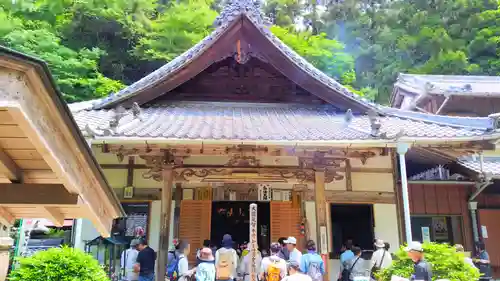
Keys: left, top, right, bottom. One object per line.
{"left": 321, "top": 0, "right": 500, "bottom": 103}
{"left": 134, "top": 0, "right": 217, "bottom": 61}
{"left": 1, "top": 28, "right": 124, "bottom": 102}
{"left": 3, "top": 0, "right": 499, "bottom": 103}
{"left": 46, "top": 228, "right": 66, "bottom": 238}
{"left": 377, "top": 243, "right": 480, "bottom": 281}
{"left": 9, "top": 246, "right": 109, "bottom": 281}
{"left": 270, "top": 26, "right": 352, "bottom": 80}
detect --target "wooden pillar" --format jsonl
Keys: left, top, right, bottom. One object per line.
{"left": 314, "top": 168, "right": 329, "bottom": 281}
{"left": 173, "top": 183, "right": 182, "bottom": 238}
{"left": 157, "top": 165, "right": 174, "bottom": 281}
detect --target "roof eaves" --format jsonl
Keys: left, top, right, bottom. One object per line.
{"left": 0, "top": 45, "right": 125, "bottom": 217}
{"left": 381, "top": 106, "right": 495, "bottom": 131}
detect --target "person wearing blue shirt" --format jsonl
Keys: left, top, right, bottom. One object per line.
{"left": 300, "top": 240, "right": 325, "bottom": 281}
{"left": 339, "top": 240, "right": 354, "bottom": 265}
{"left": 285, "top": 236, "right": 302, "bottom": 265}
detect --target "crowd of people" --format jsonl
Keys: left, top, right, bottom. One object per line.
{"left": 166, "top": 234, "right": 326, "bottom": 281}
{"left": 119, "top": 236, "right": 492, "bottom": 281}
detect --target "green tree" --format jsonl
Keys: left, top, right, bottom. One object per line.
{"left": 134, "top": 0, "right": 217, "bottom": 62}
{"left": 2, "top": 28, "right": 124, "bottom": 102}
{"left": 377, "top": 243, "right": 480, "bottom": 281}
{"left": 9, "top": 246, "right": 109, "bottom": 281}
{"left": 271, "top": 25, "right": 375, "bottom": 99}
{"left": 322, "top": 0, "right": 500, "bottom": 103}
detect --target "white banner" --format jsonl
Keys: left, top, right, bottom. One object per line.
{"left": 249, "top": 203, "right": 258, "bottom": 281}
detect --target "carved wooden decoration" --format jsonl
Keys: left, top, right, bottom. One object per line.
{"left": 168, "top": 167, "right": 344, "bottom": 183}
{"left": 227, "top": 155, "right": 260, "bottom": 167}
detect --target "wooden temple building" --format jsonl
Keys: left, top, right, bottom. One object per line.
{"left": 1, "top": 0, "right": 499, "bottom": 280}
{"left": 0, "top": 46, "right": 124, "bottom": 280}
{"left": 67, "top": 0, "right": 500, "bottom": 279}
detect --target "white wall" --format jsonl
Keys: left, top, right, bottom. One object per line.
{"left": 149, "top": 201, "right": 161, "bottom": 251}
{"left": 373, "top": 203, "right": 400, "bottom": 250}
{"left": 305, "top": 202, "right": 317, "bottom": 242}
{"left": 148, "top": 200, "right": 176, "bottom": 252}
{"left": 72, "top": 218, "right": 100, "bottom": 251}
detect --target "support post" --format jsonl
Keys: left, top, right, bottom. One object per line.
{"left": 157, "top": 165, "right": 174, "bottom": 281}
{"left": 397, "top": 143, "right": 412, "bottom": 243}
{"left": 173, "top": 183, "right": 182, "bottom": 238}
{"left": 469, "top": 201, "right": 479, "bottom": 242}
{"left": 314, "top": 168, "right": 329, "bottom": 281}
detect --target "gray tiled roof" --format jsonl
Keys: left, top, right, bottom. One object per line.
{"left": 90, "top": 0, "right": 380, "bottom": 111}
{"left": 458, "top": 156, "right": 500, "bottom": 176}
{"left": 72, "top": 102, "right": 498, "bottom": 141}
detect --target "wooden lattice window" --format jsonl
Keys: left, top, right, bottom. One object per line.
{"left": 179, "top": 201, "right": 212, "bottom": 263}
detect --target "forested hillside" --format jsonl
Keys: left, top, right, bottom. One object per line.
{"left": 1, "top": 0, "right": 499, "bottom": 104}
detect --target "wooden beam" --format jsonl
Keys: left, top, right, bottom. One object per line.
{"left": 157, "top": 166, "right": 174, "bottom": 281}
{"left": 0, "top": 206, "right": 14, "bottom": 226}
{"left": 0, "top": 147, "right": 19, "bottom": 181}
{"left": 173, "top": 183, "right": 182, "bottom": 238}
{"left": 345, "top": 159, "right": 352, "bottom": 191}
{"left": 42, "top": 207, "right": 65, "bottom": 227}
{"left": 304, "top": 190, "right": 395, "bottom": 204}
{"left": 350, "top": 167, "right": 392, "bottom": 173}
{"left": 314, "top": 169, "right": 329, "bottom": 281}
{"left": 0, "top": 184, "right": 79, "bottom": 205}
{"left": 22, "top": 170, "right": 61, "bottom": 184}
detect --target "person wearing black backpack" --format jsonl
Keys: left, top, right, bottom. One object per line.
{"left": 340, "top": 247, "right": 366, "bottom": 281}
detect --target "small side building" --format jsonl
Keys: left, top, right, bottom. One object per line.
{"left": 392, "top": 73, "right": 500, "bottom": 278}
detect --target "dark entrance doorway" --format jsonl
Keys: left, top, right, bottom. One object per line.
{"left": 330, "top": 204, "right": 374, "bottom": 257}
{"left": 211, "top": 201, "right": 270, "bottom": 250}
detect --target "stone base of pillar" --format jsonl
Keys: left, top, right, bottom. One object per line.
{"left": 0, "top": 237, "right": 14, "bottom": 281}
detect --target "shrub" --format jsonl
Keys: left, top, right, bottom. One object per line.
{"left": 377, "top": 243, "right": 480, "bottom": 281}
{"left": 9, "top": 246, "right": 109, "bottom": 281}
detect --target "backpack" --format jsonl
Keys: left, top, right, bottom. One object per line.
{"left": 266, "top": 260, "right": 281, "bottom": 281}
{"left": 216, "top": 250, "right": 234, "bottom": 280}
{"left": 166, "top": 251, "right": 183, "bottom": 281}
{"left": 339, "top": 257, "right": 359, "bottom": 281}
{"left": 306, "top": 261, "right": 323, "bottom": 281}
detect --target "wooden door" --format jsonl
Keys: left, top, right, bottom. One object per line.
{"left": 270, "top": 201, "right": 303, "bottom": 250}
{"left": 478, "top": 209, "right": 500, "bottom": 269}
{"left": 179, "top": 200, "right": 212, "bottom": 263}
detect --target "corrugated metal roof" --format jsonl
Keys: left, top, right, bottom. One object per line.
{"left": 458, "top": 156, "right": 500, "bottom": 176}
{"left": 394, "top": 73, "right": 500, "bottom": 97}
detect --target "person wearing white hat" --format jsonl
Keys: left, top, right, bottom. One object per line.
{"left": 284, "top": 237, "right": 302, "bottom": 265}
{"left": 121, "top": 239, "right": 140, "bottom": 281}
{"left": 369, "top": 239, "right": 392, "bottom": 280}
{"left": 405, "top": 241, "right": 432, "bottom": 281}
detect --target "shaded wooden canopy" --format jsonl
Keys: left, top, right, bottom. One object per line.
{"left": 0, "top": 46, "right": 124, "bottom": 236}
